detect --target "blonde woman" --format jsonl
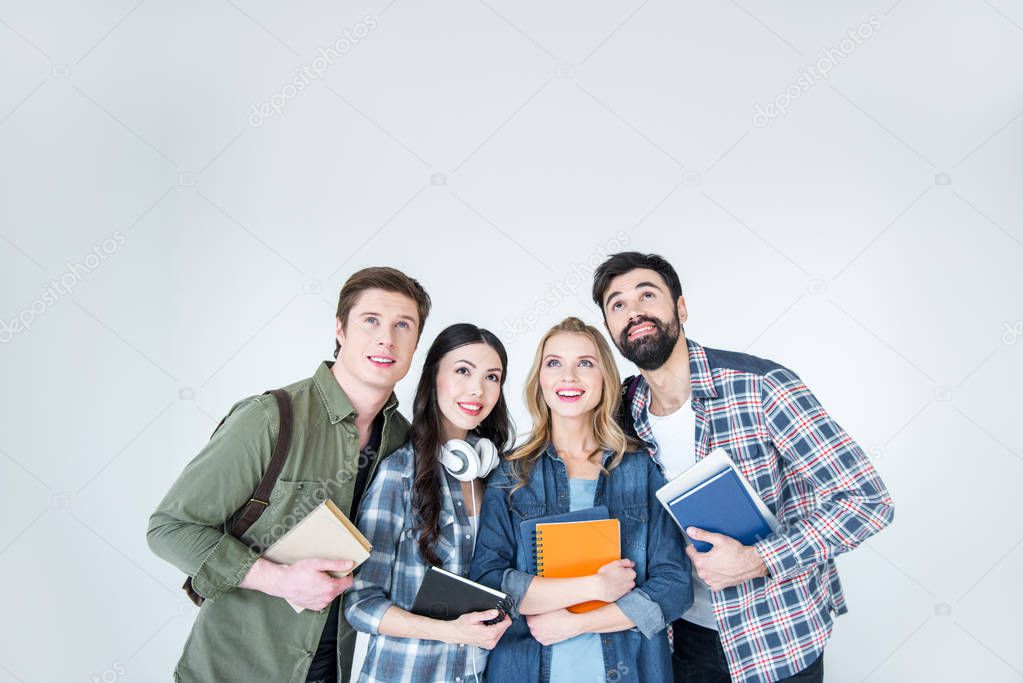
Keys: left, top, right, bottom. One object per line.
{"left": 470, "top": 317, "right": 692, "bottom": 683}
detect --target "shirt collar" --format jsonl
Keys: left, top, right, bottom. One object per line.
{"left": 686, "top": 338, "right": 717, "bottom": 399}
{"left": 634, "top": 337, "right": 716, "bottom": 404}
{"left": 313, "top": 360, "right": 400, "bottom": 424}
{"left": 630, "top": 338, "right": 715, "bottom": 459}
{"left": 541, "top": 442, "right": 617, "bottom": 467}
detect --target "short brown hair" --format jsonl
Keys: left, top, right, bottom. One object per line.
{"left": 592, "top": 252, "right": 683, "bottom": 316}
{"left": 334, "top": 266, "right": 432, "bottom": 357}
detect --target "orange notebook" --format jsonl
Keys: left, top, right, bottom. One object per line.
{"left": 534, "top": 518, "right": 621, "bottom": 613}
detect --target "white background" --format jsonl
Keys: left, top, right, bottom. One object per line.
{"left": 1, "top": 1, "right": 1021, "bottom": 681}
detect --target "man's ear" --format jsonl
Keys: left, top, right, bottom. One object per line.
{"left": 677, "top": 295, "right": 688, "bottom": 324}
{"left": 335, "top": 317, "right": 346, "bottom": 347}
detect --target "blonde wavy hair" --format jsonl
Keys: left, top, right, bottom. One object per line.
{"left": 507, "top": 317, "right": 639, "bottom": 491}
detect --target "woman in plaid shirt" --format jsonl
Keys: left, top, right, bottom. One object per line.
{"left": 345, "top": 324, "right": 514, "bottom": 682}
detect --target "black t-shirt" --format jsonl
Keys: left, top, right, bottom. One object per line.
{"left": 306, "top": 413, "right": 384, "bottom": 682}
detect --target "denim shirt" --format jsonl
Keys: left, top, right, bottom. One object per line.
{"left": 470, "top": 444, "right": 693, "bottom": 683}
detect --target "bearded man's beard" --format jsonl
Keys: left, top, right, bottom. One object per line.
{"left": 617, "top": 313, "right": 681, "bottom": 371}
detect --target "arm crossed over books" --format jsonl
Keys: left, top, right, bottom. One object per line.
{"left": 344, "top": 454, "right": 512, "bottom": 649}
{"left": 471, "top": 461, "right": 691, "bottom": 647}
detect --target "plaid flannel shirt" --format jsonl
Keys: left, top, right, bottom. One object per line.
{"left": 627, "top": 339, "right": 894, "bottom": 683}
{"left": 344, "top": 440, "right": 484, "bottom": 683}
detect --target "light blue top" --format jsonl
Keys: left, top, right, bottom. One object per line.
{"left": 548, "top": 477, "right": 605, "bottom": 683}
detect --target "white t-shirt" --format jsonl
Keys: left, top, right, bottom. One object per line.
{"left": 646, "top": 397, "right": 718, "bottom": 630}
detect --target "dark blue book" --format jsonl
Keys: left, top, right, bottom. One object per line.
{"left": 519, "top": 506, "right": 609, "bottom": 574}
{"left": 668, "top": 468, "right": 772, "bottom": 552}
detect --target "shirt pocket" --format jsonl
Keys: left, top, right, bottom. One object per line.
{"left": 510, "top": 501, "right": 547, "bottom": 521}
{"left": 618, "top": 503, "right": 649, "bottom": 565}
{"left": 244, "top": 479, "right": 330, "bottom": 551}
{"left": 509, "top": 501, "right": 547, "bottom": 543}
{"left": 405, "top": 510, "right": 457, "bottom": 566}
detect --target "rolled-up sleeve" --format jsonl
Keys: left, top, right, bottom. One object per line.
{"left": 343, "top": 461, "right": 408, "bottom": 635}
{"left": 615, "top": 588, "right": 665, "bottom": 639}
{"left": 499, "top": 568, "right": 534, "bottom": 617}
{"left": 146, "top": 397, "right": 273, "bottom": 601}
{"left": 470, "top": 467, "right": 533, "bottom": 618}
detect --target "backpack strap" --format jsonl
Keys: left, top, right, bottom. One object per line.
{"left": 183, "top": 388, "right": 294, "bottom": 605}
{"left": 618, "top": 374, "right": 642, "bottom": 438}
{"left": 228, "top": 389, "right": 294, "bottom": 540}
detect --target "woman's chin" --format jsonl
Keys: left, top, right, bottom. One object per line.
{"left": 441, "top": 411, "right": 482, "bottom": 435}
{"left": 546, "top": 403, "right": 594, "bottom": 420}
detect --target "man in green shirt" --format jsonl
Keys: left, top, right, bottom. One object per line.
{"left": 147, "top": 266, "right": 431, "bottom": 683}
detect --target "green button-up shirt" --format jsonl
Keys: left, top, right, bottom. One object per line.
{"left": 147, "top": 361, "right": 410, "bottom": 683}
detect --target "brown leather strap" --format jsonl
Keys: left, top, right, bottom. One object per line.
{"left": 228, "top": 389, "right": 293, "bottom": 543}
{"left": 183, "top": 389, "right": 294, "bottom": 605}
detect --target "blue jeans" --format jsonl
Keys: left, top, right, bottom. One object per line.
{"left": 672, "top": 619, "right": 824, "bottom": 682}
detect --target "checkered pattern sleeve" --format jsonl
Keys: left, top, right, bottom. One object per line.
{"left": 753, "top": 367, "right": 895, "bottom": 580}
{"left": 343, "top": 461, "right": 408, "bottom": 635}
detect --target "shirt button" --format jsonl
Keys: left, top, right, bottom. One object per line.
{"left": 465, "top": 534, "right": 471, "bottom": 539}
{"left": 456, "top": 501, "right": 462, "bottom": 506}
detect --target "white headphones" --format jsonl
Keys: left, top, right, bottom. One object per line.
{"left": 440, "top": 435, "right": 496, "bottom": 683}
{"left": 440, "top": 437, "right": 499, "bottom": 481}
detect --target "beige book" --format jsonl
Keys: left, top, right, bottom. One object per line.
{"left": 261, "top": 499, "right": 373, "bottom": 612}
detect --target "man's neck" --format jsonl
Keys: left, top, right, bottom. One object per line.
{"left": 642, "top": 336, "right": 692, "bottom": 416}
{"left": 330, "top": 360, "right": 392, "bottom": 430}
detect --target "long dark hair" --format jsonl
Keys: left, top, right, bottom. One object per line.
{"left": 411, "top": 323, "right": 513, "bottom": 566}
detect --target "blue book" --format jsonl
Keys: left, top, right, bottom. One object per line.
{"left": 519, "top": 506, "right": 609, "bottom": 574}
{"left": 667, "top": 468, "right": 773, "bottom": 552}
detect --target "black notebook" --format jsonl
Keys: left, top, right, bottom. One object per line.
{"left": 410, "top": 566, "right": 510, "bottom": 624}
